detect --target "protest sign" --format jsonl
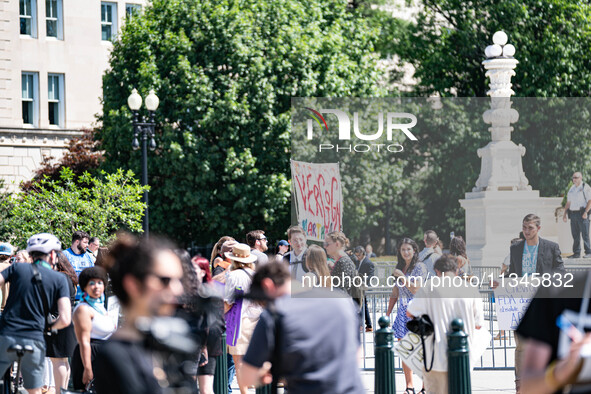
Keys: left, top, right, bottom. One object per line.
{"left": 493, "top": 283, "right": 537, "bottom": 330}
{"left": 291, "top": 160, "right": 343, "bottom": 241}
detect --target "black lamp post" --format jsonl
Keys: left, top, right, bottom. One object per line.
{"left": 127, "top": 88, "right": 159, "bottom": 237}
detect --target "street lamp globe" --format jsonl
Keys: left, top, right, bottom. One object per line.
{"left": 145, "top": 90, "right": 160, "bottom": 111}
{"left": 128, "top": 88, "right": 142, "bottom": 111}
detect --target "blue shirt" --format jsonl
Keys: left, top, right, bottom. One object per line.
{"left": 522, "top": 242, "right": 539, "bottom": 276}
{"left": 63, "top": 248, "right": 94, "bottom": 300}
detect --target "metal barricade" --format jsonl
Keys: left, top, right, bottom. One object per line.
{"left": 361, "top": 264, "right": 591, "bottom": 371}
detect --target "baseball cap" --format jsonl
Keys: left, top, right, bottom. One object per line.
{"left": 277, "top": 240, "right": 289, "bottom": 247}
{"left": 0, "top": 242, "right": 13, "bottom": 256}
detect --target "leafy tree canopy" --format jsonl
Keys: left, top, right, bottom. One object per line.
{"left": 396, "top": 0, "right": 591, "bottom": 97}
{"left": 99, "top": 0, "right": 383, "bottom": 245}
{"left": 3, "top": 168, "right": 147, "bottom": 249}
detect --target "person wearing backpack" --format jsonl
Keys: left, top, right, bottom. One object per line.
{"left": 0, "top": 233, "right": 71, "bottom": 394}
{"left": 418, "top": 231, "right": 442, "bottom": 277}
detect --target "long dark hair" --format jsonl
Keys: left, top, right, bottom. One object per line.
{"left": 395, "top": 238, "right": 419, "bottom": 274}
{"left": 56, "top": 251, "right": 78, "bottom": 287}
{"left": 449, "top": 236, "right": 467, "bottom": 259}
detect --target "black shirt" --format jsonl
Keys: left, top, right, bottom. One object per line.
{"left": 94, "top": 338, "right": 162, "bottom": 394}
{"left": 0, "top": 262, "right": 69, "bottom": 342}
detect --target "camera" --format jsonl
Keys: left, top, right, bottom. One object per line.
{"left": 132, "top": 290, "right": 225, "bottom": 393}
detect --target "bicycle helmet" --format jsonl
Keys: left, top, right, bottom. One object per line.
{"left": 26, "top": 233, "right": 62, "bottom": 254}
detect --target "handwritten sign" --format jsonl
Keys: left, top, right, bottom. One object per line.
{"left": 291, "top": 161, "right": 343, "bottom": 241}
{"left": 395, "top": 332, "right": 425, "bottom": 377}
{"left": 494, "top": 284, "right": 537, "bottom": 330}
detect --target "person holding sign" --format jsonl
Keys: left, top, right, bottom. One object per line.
{"left": 407, "top": 254, "right": 484, "bottom": 394}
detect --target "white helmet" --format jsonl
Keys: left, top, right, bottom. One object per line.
{"left": 26, "top": 233, "right": 62, "bottom": 254}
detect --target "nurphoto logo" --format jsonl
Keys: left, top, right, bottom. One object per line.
{"left": 304, "top": 107, "right": 418, "bottom": 153}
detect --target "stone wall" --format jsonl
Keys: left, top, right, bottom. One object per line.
{"left": 0, "top": 127, "right": 83, "bottom": 191}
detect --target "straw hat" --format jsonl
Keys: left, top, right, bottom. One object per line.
{"left": 224, "top": 243, "right": 257, "bottom": 264}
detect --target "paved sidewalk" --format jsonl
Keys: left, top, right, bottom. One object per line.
{"left": 360, "top": 369, "right": 516, "bottom": 393}
{"left": 230, "top": 368, "right": 516, "bottom": 393}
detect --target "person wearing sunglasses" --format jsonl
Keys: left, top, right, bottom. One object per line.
{"left": 246, "top": 230, "right": 269, "bottom": 265}
{"left": 71, "top": 266, "right": 115, "bottom": 391}
{"left": 93, "top": 235, "right": 184, "bottom": 394}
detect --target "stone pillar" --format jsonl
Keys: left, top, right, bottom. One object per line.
{"left": 459, "top": 31, "right": 565, "bottom": 267}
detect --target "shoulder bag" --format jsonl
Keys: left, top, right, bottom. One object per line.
{"left": 406, "top": 314, "right": 435, "bottom": 372}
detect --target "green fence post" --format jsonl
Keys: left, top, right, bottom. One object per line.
{"left": 448, "top": 318, "right": 471, "bottom": 394}
{"left": 255, "top": 384, "right": 273, "bottom": 394}
{"left": 213, "top": 333, "right": 228, "bottom": 394}
{"left": 375, "top": 316, "right": 396, "bottom": 394}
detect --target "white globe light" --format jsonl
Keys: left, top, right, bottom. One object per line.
{"left": 492, "top": 31, "right": 508, "bottom": 46}
{"left": 485, "top": 45, "right": 502, "bottom": 58}
{"left": 503, "top": 44, "right": 516, "bottom": 57}
{"left": 145, "top": 89, "right": 160, "bottom": 111}
{"left": 127, "top": 88, "right": 142, "bottom": 111}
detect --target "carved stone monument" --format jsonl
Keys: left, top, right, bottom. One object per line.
{"left": 459, "top": 31, "right": 565, "bottom": 267}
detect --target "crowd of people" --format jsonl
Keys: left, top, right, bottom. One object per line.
{"left": 0, "top": 206, "right": 586, "bottom": 394}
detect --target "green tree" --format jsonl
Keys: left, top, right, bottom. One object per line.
{"left": 98, "top": 0, "right": 382, "bottom": 245}
{"left": 365, "top": 1, "right": 591, "bottom": 242}
{"left": 398, "top": 0, "right": 591, "bottom": 97}
{"left": 4, "top": 168, "right": 147, "bottom": 248}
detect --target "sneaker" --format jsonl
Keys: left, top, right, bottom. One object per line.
{"left": 365, "top": 327, "right": 373, "bottom": 332}
{"left": 568, "top": 254, "right": 581, "bottom": 259}
{"left": 584, "top": 254, "right": 591, "bottom": 258}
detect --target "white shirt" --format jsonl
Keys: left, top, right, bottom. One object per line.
{"left": 289, "top": 249, "right": 307, "bottom": 282}
{"left": 418, "top": 247, "right": 441, "bottom": 276}
{"left": 224, "top": 268, "right": 263, "bottom": 319}
{"left": 567, "top": 183, "right": 591, "bottom": 210}
{"left": 406, "top": 277, "right": 484, "bottom": 372}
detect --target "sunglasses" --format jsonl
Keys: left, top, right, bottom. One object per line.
{"left": 258, "top": 237, "right": 267, "bottom": 241}
{"left": 149, "top": 273, "right": 173, "bottom": 287}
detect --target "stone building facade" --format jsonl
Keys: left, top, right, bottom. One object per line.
{"left": 0, "top": 0, "right": 145, "bottom": 190}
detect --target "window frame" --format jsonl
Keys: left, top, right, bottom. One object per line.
{"left": 19, "top": 0, "right": 38, "bottom": 38}
{"left": 22, "top": 71, "right": 39, "bottom": 127}
{"left": 45, "top": 0, "right": 63, "bottom": 39}
{"left": 125, "top": 3, "right": 142, "bottom": 19}
{"left": 47, "top": 73, "right": 65, "bottom": 128}
{"left": 101, "top": 2, "right": 117, "bottom": 41}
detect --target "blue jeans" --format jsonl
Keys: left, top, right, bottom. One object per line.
{"left": 570, "top": 210, "right": 591, "bottom": 255}
{"left": 227, "top": 352, "right": 235, "bottom": 394}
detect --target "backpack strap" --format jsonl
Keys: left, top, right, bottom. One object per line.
{"left": 31, "top": 263, "right": 56, "bottom": 336}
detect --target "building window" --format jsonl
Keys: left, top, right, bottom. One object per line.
{"left": 46, "top": 0, "right": 63, "bottom": 39}
{"left": 125, "top": 3, "right": 141, "bottom": 19}
{"left": 48, "top": 74, "right": 64, "bottom": 127}
{"left": 20, "top": 0, "right": 37, "bottom": 37}
{"left": 101, "top": 2, "right": 117, "bottom": 41}
{"left": 22, "top": 72, "right": 39, "bottom": 126}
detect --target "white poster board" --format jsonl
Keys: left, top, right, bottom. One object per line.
{"left": 493, "top": 284, "right": 537, "bottom": 330}
{"left": 291, "top": 160, "right": 343, "bottom": 241}
{"left": 107, "top": 295, "right": 121, "bottom": 329}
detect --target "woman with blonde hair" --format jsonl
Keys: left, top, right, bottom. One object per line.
{"left": 210, "top": 236, "right": 235, "bottom": 272}
{"left": 303, "top": 245, "right": 331, "bottom": 287}
{"left": 323, "top": 231, "right": 358, "bottom": 296}
{"left": 223, "top": 244, "right": 262, "bottom": 394}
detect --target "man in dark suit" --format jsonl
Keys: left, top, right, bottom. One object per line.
{"left": 508, "top": 213, "right": 565, "bottom": 276}
{"left": 506, "top": 213, "right": 565, "bottom": 394}
{"left": 353, "top": 246, "right": 376, "bottom": 332}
